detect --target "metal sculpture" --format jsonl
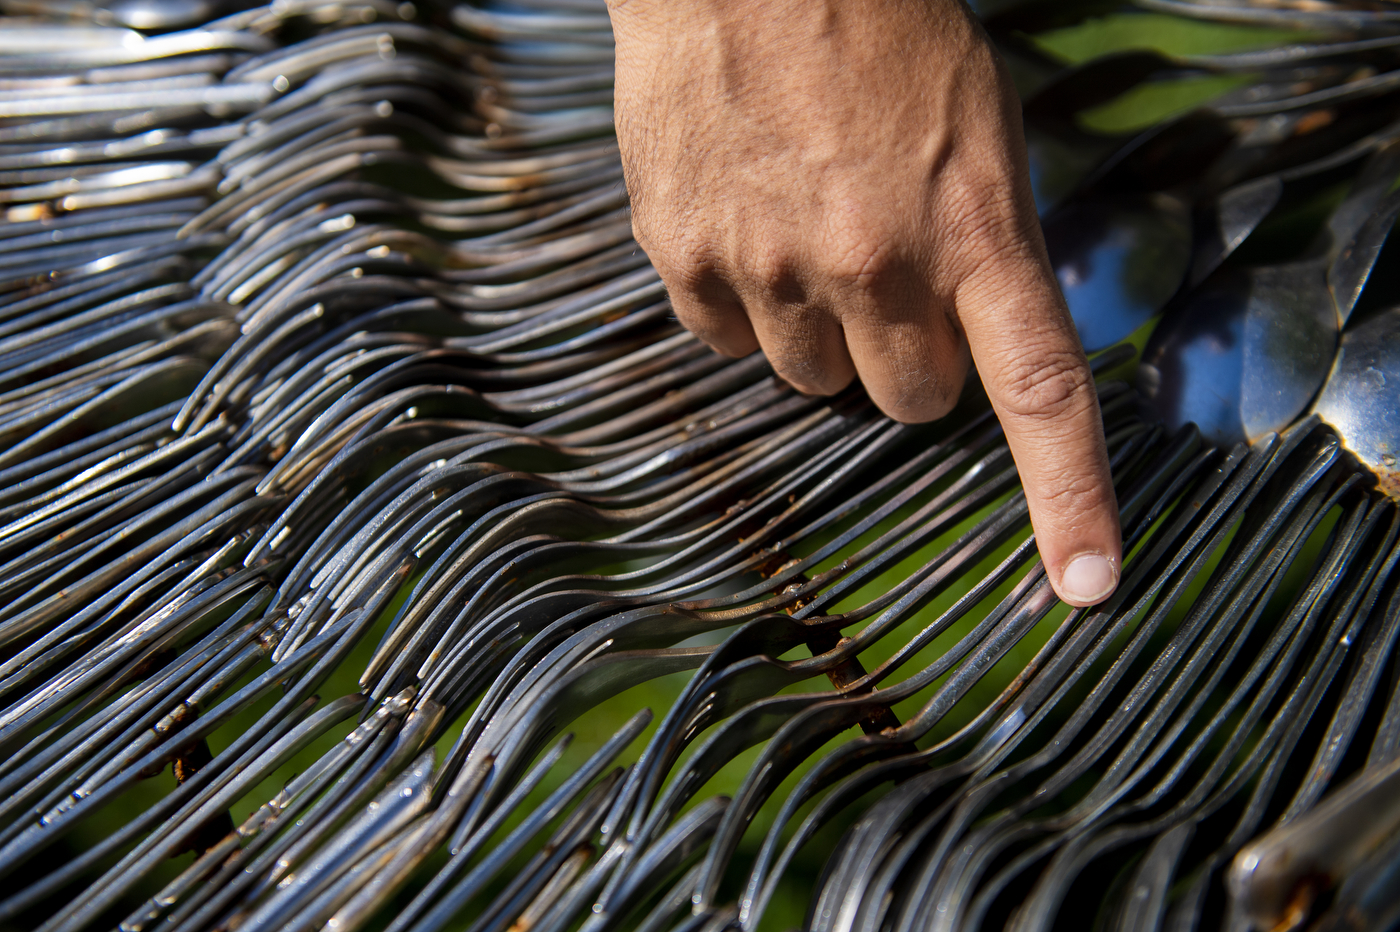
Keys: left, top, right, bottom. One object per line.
{"left": 0, "top": 2, "right": 1396, "bottom": 931}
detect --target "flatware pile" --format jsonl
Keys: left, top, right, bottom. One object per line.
{"left": 0, "top": 1, "right": 1396, "bottom": 930}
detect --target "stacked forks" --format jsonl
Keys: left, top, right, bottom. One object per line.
{"left": 0, "top": 2, "right": 1397, "bottom": 931}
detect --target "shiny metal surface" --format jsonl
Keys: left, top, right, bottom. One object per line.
{"left": 0, "top": 3, "right": 1396, "bottom": 932}
{"left": 1315, "top": 307, "right": 1400, "bottom": 500}
{"left": 1137, "top": 262, "right": 1338, "bottom": 447}
{"left": 1230, "top": 751, "right": 1400, "bottom": 932}
{"left": 1047, "top": 194, "right": 1193, "bottom": 351}
{"left": 1138, "top": 144, "right": 1400, "bottom": 449}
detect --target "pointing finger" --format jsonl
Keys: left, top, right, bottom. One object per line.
{"left": 958, "top": 254, "right": 1122, "bottom": 607}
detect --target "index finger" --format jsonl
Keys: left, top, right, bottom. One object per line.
{"left": 958, "top": 254, "right": 1122, "bottom": 607}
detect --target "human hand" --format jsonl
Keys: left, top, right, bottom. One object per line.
{"left": 605, "top": 0, "right": 1121, "bottom": 606}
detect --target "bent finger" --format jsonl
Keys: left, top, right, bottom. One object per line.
{"left": 744, "top": 297, "right": 856, "bottom": 397}
{"left": 731, "top": 249, "right": 856, "bottom": 395}
{"left": 841, "top": 286, "right": 969, "bottom": 424}
{"left": 650, "top": 250, "right": 760, "bottom": 358}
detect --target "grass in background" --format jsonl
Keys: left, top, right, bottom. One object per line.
{"left": 1031, "top": 13, "right": 1312, "bottom": 133}
{"left": 1032, "top": 13, "right": 1307, "bottom": 63}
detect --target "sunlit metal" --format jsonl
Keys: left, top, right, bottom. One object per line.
{"left": 0, "top": 2, "right": 1396, "bottom": 932}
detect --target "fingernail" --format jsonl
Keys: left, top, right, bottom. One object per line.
{"left": 1060, "top": 553, "right": 1117, "bottom": 605}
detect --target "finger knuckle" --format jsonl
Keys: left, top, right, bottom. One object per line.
{"left": 999, "top": 349, "right": 1094, "bottom": 422}
{"left": 674, "top": 311, "right": 750, "bottom": 358}
{"left": 652, "top": 233, "right": 721, "bottom": 291}
{"left": 1029, "top": 464, "right": 1120, "bottom": 543}
{"left": 674, "top": 232, "right": 717, "bottom": 273}
{"left": 826, "top": 226, "right": 894, "bottom": 296}
{"left": 883, "top": 387, "right": 959, "bottom": 424}
{"left": 867, "top": 352, "right": 969, "bottom": 424}
{"left": 769, "top": 352, "right": 847, "bottom": 397}
{"left": 749, "top": 249, "right": 791, "bottom": 295}
{"left": 958, "top": 216, "right": 1032, "bottom": 286}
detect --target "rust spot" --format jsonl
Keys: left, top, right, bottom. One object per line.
{"left": 172, "top": 736, "right": 213, "bottom": 785}
{"left": 1293, "top": 110, "right": 1335, "bottom": 136}
{"left": 804, "top": 628, "right": 901, "bottom": 735}
{"left": 169, "top": 729, "right": 236, "bottom": 857}
{"left": 757, "top": 547, "right": 902, "bottom": 733}
{"left": 1269, "top": 871, "right": 1333, "bottom": 932}
{"left": 754, "top": 547, "right": 815, "bottom": 614}
{"left": 753, "top": 548, "right": 796, "bottom": 580}
{"left": 781, "top": 582, "right": 815, "bottom": 614}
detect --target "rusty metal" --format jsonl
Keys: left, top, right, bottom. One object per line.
{"left": 0, "top": 2, "right": 1397, "bottom": 932}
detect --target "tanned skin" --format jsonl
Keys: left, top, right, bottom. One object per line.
{"left": 606, "top": 0, "right": 1122, "bottom": 606}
